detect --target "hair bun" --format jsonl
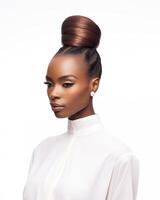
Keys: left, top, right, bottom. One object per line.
{"left": 61, "top": 15, "right": 101, "bottom": 48}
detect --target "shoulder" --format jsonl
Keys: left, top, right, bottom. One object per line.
{"left": 111, "top": 151, "right": 140, "bottom": 186}
{"left": 114, "top": 151, "right": 139, "bottom": 168}
{"left": 101, "top": 131, "right": 140, "bottom": 169}
{"left": 100, "top": 130, "right": 135, "bottom": 158}
{"left": 104, "top": 131, "right": 139, "bottom": 167}
{"left": 34, "top": 132, "right": 67, "bottom": 153}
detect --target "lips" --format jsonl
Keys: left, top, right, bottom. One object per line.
{"left": 50, "top": 102, "right": 63, "bottom": 107}
{"left": 50, "top": 103, "right": 64, "bottom": 112}
{"left": 51, "top": 106, "right": 64, "bottom": 112}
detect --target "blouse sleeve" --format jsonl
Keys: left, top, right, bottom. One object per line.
{"left": 26, "top": 148, "right": 36, "bottom": 179}
{"left": 106, "top": 152, "right": 139, "bottom": 200}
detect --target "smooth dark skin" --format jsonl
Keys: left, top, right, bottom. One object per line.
{"left": 45, "top": 54, "right": 100, "bottom": 120}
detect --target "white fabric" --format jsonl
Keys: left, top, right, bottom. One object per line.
{"left": 23, "top": 113, "right": 139, "bottom": 200}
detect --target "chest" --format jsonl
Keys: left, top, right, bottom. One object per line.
{"left": 24, "top": 136, "right": 116, "bottom": 200}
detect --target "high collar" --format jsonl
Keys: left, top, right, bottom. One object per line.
{"left": 67, "top": 113, "right": 104, "bottom": 136}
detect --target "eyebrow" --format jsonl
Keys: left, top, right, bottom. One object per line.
{"left": 45, "top": 75, "right": 78, "bottom": 81}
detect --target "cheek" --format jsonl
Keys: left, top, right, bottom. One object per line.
{"left": 67, "top": 85, "right": 90, "bottom": 105}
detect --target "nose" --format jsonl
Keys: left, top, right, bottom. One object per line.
{"left": 48, "top": 85, "right": 61, "bottom": 100}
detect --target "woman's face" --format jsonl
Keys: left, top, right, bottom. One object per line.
{"left": 45, "top": 54, "right": 97, "bottom": 119}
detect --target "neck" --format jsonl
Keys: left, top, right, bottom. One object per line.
{"left": 68, "top": 99, "right": 95, "bottom": 120}
{"left": 67, "top": 113, "right": 104, "bottom": 136}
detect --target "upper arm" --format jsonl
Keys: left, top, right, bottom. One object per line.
{"left": 106, "top": 152, "right": 140, "bottom": 200}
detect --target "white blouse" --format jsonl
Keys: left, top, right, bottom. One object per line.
{"left": 23, "top": 113, "right": 139, "bottom": 200}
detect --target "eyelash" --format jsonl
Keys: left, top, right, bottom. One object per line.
{"left": 43, "top": 81, "right": 74, "bottom": 88}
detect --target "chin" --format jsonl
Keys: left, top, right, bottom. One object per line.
{"left": 53, "top": 111, "right": 68, "bottom": 118}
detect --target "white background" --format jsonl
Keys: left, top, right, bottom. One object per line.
{"left": 0, "top": 0, "right": 160, "bottom": 199}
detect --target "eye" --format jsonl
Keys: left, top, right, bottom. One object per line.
{"left": 63, "top": 82, "right": 74, "bottom": 88}
{"left": 44, "top": 81, "right": 52, "bottom": 88}
{"left": 44, "top": 81, "right": 74, "bottom": 88}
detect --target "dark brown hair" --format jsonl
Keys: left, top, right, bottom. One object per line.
{"left": 54, "top": 15, "right": 102, "bottom": 79}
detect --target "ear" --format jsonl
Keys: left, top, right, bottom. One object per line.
{"left": 89, "top": 77, "right": 100, "bottom": 93}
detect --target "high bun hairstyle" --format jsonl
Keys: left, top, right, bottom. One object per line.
{"left": 54, "top": 15, "right": 102, "bottom": 79}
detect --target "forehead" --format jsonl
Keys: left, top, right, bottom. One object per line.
{"left": 47, "top": 54, "right": 88, "bottom": 80}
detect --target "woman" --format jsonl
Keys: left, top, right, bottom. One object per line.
{"left": 23, "top": 15, "right": 139, "bottom": 200}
